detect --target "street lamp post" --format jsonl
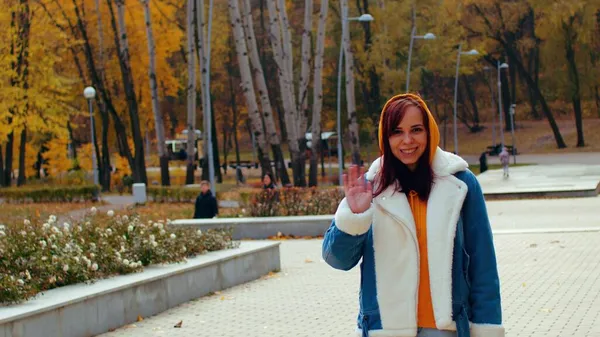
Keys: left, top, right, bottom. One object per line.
{"left": 406, "top": 31, "right": 436, "bottom": 92}
{"left": 336, "top": 10, "right": 373, "bottom": 185}
{"left": 497, "top": 61, "right": 509, "bottom": 149}
{"left": 452, "top": 44, "right": 479, "bottom": 155}
{"left": 83, "top": 86, "right": 99, "bottom": 186}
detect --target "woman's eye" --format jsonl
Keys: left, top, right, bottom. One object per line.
{"left": 412, "top": 128, "right": 424, "bottom": 133}
{"left": 393, "top": 129, "right": 403, "bottom": 135}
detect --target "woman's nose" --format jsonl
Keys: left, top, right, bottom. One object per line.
{"left": 403, "top": 133, "right": 414, "bottom": 144}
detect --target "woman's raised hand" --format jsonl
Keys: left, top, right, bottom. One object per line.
{"left": 343, "top": 165, "right": 373, "bottom": 214}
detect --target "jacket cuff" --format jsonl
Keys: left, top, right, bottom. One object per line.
{"left": 471, "top": 323, "right": 505, "bottom": 337}
{"left": 334, "top": 198, "right": 374, "bottom": 236}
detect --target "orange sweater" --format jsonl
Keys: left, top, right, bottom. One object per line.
{"left": 408, "top": 190, "right": 436, "bottom": 329}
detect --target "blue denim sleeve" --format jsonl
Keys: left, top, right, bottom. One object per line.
{"left": 322, "top": 221, "right": 368, "bottom": 271}
{"left": 460, "top": 170, "right": 503, "bottom": 325}
{"left": 322, "top": 198, "right": 373, "bottom": 271}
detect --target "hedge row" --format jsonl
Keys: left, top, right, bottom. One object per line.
{"left": 0, "top": 186, "right": 100, "bottom": 203}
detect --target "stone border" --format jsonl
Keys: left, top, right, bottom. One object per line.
{"left": 483, "top": 182, "right": 600, "bottom": 200}
{"left": 172, "top": 215, "right": 333, "bottom": 240}
{"left": 0, "top": 241, "right": 280, "bottom": 337}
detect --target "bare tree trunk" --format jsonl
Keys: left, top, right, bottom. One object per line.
{"left": 502, "top": 44, "right": 566, "bottom": 148}
{"left": 340, "top": 0, "right": 360, "bottom": 164}
{"left": 141, "top": 0, "right": 169, "bottom": 185}
{"left": 563, "top": 17, "right": 585, "bottom": 147}
{"left": 298, "top": 0, "right": 312, "bottom": 135}
{"left": 4, "top": 134, "right": 14, "bottom": 187}
{"left": 94, "top": 0, "right": 112, "bottom": 191}
{"left": 185, "top": 0, "right": 197, "bottom": 184}
{"left": 293, "top": 0, "right": 313, "bottom": 186}
{"left": 109, "top": 0, "right": 147, "bottom": 183}
{"left": 226, "top": 35, "right": 242, "bottom": 171}
{"left": 17, "top": 128, "right": 26, "bottom": 186}
{"left": 267, "top": 0, "right": 303, "bottom": 186}
{"left": 0, "top": 147, "right": 4, "bottom": 187}
{"left": 241, "top": 0, "right": 289, "bottom": 185}
{"left": 309, "top": 0, "right": 327, "bottom": 187}
{"left": 228, "top": 0, "right": 272, "bottom": 174}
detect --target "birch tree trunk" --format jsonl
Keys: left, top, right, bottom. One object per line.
{"left": 142, "top": 0, "right": 170, "bottom": 185}
{"left": 267, "top": 0, "right": 305, "bottom": 186}
{"left": 340, "top": 0, "right": 361, "bottom": 164}
{"left": 185, "top": 0, "right": 197, "bottom": 184}
{"left": 309, "top": 0, "right": 327, "bottom": 187}
{"left": 111, "top": 0, "right": 147, "bottom": 183}
{"left": 241, "top": 0, "right": 289, "bottom": 185}
{"left": 298, "top": 0, "right": 312, "bottom": 135}
{"left": 195, "top": 0, "right": 211, "bottom": 182}
{"left": 228, "top": 0, "right": 273, "bottom": 174}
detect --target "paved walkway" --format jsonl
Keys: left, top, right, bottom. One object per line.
{"left": 477, "top": 164, "right": 600, "bottom": 197}
{"left": 463, "top": 152, "right": 600, "bottom": 166}
{"left": 100, "top": 208, "right": 600, "bottom": 337}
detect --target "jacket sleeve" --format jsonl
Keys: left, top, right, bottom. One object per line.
{"left": 461, "top": 171, "right": 504, "bottom": 337}
{"left": 213, "top": 197, "right": 219, "bottom": 217}
{"left": 193, "top": 197, "right": 200, "bottom": 219}
{"left": 322, "top": 198, "right": 374, "bottom": 271}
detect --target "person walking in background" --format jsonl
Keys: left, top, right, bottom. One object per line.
{"left": 193, "top": 180, "right": 218, "bottom": 219}
{"left": 499, "top": 147, "right": 510, "bottom": 178}
{"left": 322, "top": 93, "right": 503, "bottom": 337}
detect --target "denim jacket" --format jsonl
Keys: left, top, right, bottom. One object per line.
{"left": 322, "top": 150, "right": 504, "bottom": 337}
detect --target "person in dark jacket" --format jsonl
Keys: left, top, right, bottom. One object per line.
{"left": 193, "top": 180, "right": 218, "bottom": 219}
{"left": 262, "top": 173, "right": 277, "bottom": 190}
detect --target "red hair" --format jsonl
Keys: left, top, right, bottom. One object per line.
{"left": 374, "top": 96, "right": 434, "bottom": 200}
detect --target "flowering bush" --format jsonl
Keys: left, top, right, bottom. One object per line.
{"left": 0, "top": 208, "right": 237, "bottom": 305}
{"left": 248, "top": 187, "right": 344, "bottom": 217}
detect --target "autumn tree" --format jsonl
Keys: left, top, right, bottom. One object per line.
{"left": 457, "top": 0, "right": 567, "bottom": 148}
{"left": 141, "top": 0, "right": 170, "bottom": 185}
{"left": 228, "top": 0, "right": 273, "bottom": 174}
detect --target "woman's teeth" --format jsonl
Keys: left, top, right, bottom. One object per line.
{"left": 401, "top": 148, "right": 417, "bottom": 154}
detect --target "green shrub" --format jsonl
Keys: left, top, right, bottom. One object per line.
{"left": 0, "top": 185, "right": 100, "bottom": 203}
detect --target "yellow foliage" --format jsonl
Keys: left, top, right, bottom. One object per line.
{"left": 112, "top": 154, "right": 132, "bottom": 183}
{"left": 76, "top": 143, "right": 94, "bottom": 172}
{"left": 43, "top": 137, "right": 72, "bottom": 176}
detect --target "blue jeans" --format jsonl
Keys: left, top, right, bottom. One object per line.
{"left": 417, "top": 328, "right": 457, "bottom": 337}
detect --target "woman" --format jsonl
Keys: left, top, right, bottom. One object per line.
{"left": 262, "top": 173, "right": 277, "bottom": 190}
{"left": 322, "top": 93, "right": 503, "bottom": 337}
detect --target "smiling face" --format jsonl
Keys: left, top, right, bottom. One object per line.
{"left": 388, "top": 105, "right": 428, "bottom": 171}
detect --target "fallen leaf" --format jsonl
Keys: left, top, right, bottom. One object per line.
{"left": 529, "top": 243, "right": 537, "bottom": 248}
{"left": 174, "top": 320, "right": 183, "bottom": 328}
{"left": 220, "top": 296, "right": 225, "bottom": 300}
{"left": 124, "top": 324, "right": 137, "bottom": 329}
{"left": 540, "top": 308, "right": 552, "bottom": 313}
{"left": 522, "top": 282, "right": 526, "bottom": 287}
{"left": 137, "top": 315, "right": 143, "bottom": 322}
{"left": 550, "top": 240, "right": 560, "bottom": 244}
{"left": 305, "top": 258, "right": 313, "bottom": 263}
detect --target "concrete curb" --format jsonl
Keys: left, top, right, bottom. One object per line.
{"left": 171, "top": 216, "right": 600, "bottom": 240}
{"left": 483, "top": 184, "right": 600, "bottom": 200}
{"left": 0, "top": 241, "right": 280, "bottom": 337}
{"left": 172, "top": 215, "right": 334, "bottom": 240}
